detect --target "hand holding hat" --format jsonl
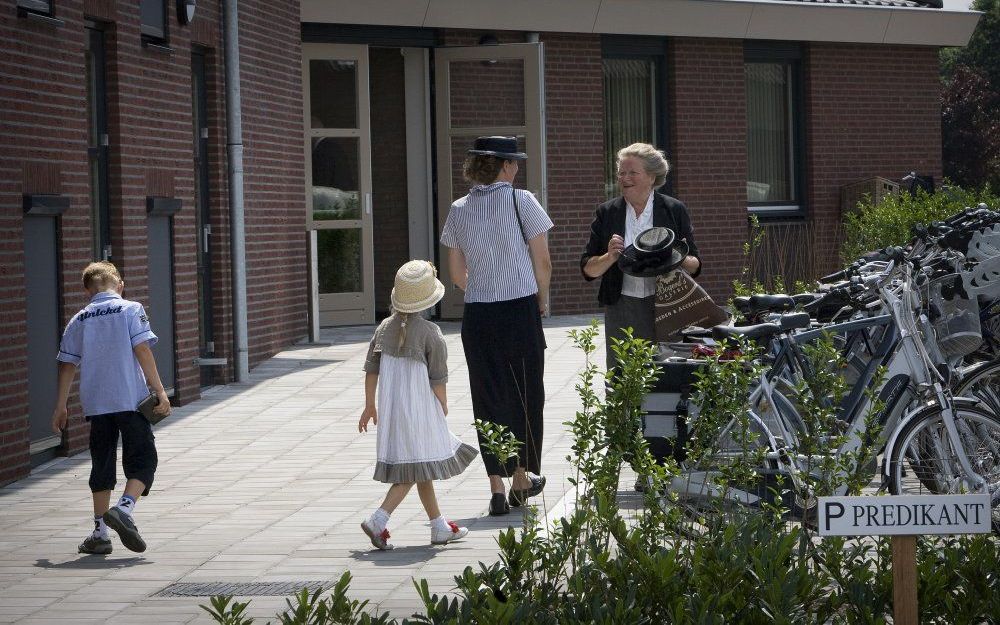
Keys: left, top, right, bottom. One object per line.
{"left": 617, "top": 227, "right": 689, "bottom": 278}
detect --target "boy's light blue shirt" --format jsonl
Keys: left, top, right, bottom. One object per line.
{"left": 56, "top": 291, "right": 158, "bottom": 417}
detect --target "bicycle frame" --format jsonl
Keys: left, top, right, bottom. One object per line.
{"left": 670, "top": 262, "right": 990, "bottom": 509}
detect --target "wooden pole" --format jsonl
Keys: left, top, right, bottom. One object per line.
{"left": 892, "top": 535, "right": 918, "bottom": 625}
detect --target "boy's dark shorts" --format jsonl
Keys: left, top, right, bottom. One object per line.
{"left": 88, "top": 411, "right": 158, "bottom": 496}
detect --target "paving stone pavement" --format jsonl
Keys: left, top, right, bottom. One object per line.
{"left": 0, "top": 315, "right": 605, "bottom": 624}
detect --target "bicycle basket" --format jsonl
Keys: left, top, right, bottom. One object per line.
{"left": 928, "top": 273, "right": 982, "bottom": 358}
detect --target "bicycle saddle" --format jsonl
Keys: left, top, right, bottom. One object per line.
{"left": 776, "top": 312, "right": 811, "bottom": 331}
{"left": 749, "top": 294, "right": 795, "bottom": 313}
{"left": 712, "top": 322, "right": 782, "bottom": 342}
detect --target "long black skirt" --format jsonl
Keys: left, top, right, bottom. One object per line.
{"left": 462, "top": 294, "right": 546, "bottom": 477}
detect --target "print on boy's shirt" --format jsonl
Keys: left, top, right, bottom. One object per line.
{"left": 77, "top": 306, "right": 124, "bottom": 322}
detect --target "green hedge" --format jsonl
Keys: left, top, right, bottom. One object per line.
{"left": 841, "top": 186, "right": 998, "bottom": 262}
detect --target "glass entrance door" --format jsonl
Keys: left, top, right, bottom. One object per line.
{"left": 434, "top": 43, "right": 547, "bottom": 318}
{"left": 303, "top": 44, "right": 374, "bottom": 325}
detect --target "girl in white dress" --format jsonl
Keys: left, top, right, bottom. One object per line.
{"left": 359, "top": 260, "right": 479, "bottom": 550}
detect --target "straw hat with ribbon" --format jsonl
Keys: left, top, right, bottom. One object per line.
{"left": 391, "top": 260, "right": 446, "bottom": 314}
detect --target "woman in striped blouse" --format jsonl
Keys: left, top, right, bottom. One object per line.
{"left": 441, "top": 136, "right": 553, "bottom": 516}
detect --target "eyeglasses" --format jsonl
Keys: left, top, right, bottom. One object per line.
{"left": 617, "top": 170, "right": 644, "bottom": 178}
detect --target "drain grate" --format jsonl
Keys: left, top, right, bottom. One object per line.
{"left": 154, "top": 581, "right": 330, "bottom": 597}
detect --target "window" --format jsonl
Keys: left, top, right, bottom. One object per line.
{"left": 86, "top": 26, "right": 111, "bottom": 260}
{"left": 17, "top": 0, "right": 52, "bottom": 15}
{"left": 745, "top": 42, "right": 804, "bottom": 216}
{"left": 140, "top": 0, "right": 167, "bottom": 42}
{"left": 602, "top": 37, "right": 667, "bottom": 200}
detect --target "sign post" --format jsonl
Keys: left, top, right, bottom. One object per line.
{"left": 818, "top": 494, "right": 991, "bottom": 625}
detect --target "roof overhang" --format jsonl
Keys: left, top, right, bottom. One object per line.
{"left": 300, "top": 0, "right": 982, "bottom": 47}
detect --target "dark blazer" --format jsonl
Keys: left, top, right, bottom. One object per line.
{"left": 580, "top": 193, "right": 701, "bottom": 306}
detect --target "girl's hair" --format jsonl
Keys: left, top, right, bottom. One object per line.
{"left": 82, "top": 261, "right": 122, "bottom": 291}
{"left": 463, "top": 155, "right": 505, "bottom": 185}
{"left": 396, "top": 311, "right": 410, "bottom": 349}
{"left": 616, "top": 142, "right": 670, "bottom": 188}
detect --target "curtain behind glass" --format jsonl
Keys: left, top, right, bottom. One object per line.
{"left": 603, "top": 58, "right": 655, "bottom": 200}
{"left": 746, "top": 63, "right": 792, "bottom": 203}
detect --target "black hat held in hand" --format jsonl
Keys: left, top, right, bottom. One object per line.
{"left": 618, "top": 226, "right": 688, "bottom": 278}
{"left": 468, "top": 136, "right": 528, "bottom": 161}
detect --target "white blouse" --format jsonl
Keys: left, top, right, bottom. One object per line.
{"left": 621, "top": 192, "right": 656, "bottom": 299}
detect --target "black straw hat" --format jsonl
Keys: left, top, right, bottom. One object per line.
{"left": 618, "top": 227, "right": 688, "bottom": 278}
{"left": 467, "top": 136, "right": 528, "bottom": 160}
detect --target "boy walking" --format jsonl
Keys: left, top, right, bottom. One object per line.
{"left": 51, "top": 261, "right": 170, "bottom": 554}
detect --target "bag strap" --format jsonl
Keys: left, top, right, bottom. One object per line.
{"left": 512, "top": 186, "right": 528, "bottom": 244}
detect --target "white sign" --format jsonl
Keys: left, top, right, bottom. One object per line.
{"left": 818, "top": 495, "right": 992, "bottom": 536}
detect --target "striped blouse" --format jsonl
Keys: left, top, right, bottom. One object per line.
{"left": 441, "top": 181, "right": 553, "bottom": 303}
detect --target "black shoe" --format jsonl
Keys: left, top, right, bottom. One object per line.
{"left": 509, "top": 473, "right": 546, "bottom": 507}
{"left": 103, "top": 508, "right": 146, "bottom": 553}
{"left": 78, "top": 535, "right": 112, "bottom": 555}
{"left": 489, "top": 492, "right": 510, "bottom": 516}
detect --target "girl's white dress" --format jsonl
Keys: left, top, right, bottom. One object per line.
{"left": 364, "top": 315, "right": 477, "bottom": 484}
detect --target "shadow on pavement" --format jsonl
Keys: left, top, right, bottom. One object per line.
{"left": 348, "top": 545, "right": 440, "bottom": 566}
{"left": 451, "top": 511, "right": 526, "bottom": 530}
{"left": 35, "top": 556, "right": 151, "bottom": 570}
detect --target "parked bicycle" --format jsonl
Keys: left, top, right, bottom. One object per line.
{"left": 644, "top": 205, "right": 1000, "bottom": 531}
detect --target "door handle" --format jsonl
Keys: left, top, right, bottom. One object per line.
{"left": 364, "top": 192, "right": 372, "bottom": 215}
{"left": 202, "top": 224, "right": 211, "bottom": 252}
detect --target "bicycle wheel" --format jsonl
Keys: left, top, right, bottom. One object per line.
{"left": 888, "top": 404, "right": 1000, "bottom": 531}
{"left": 672, "top": 410, "right": 784, "bottom": 517}
{"left": 953, "top": 359, "right": 1000, "bottom": 417}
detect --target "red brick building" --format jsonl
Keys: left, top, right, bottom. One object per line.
{"left": 0, "top": 0, "right": 980, "bottom": 485}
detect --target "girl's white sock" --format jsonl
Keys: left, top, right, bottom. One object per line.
{"left": 369, "top": 508, "right": 391, "bottom": 530}
{"left": 430, "top": 516, "right": 450, "bottom": 532}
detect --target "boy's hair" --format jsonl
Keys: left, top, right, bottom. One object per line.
{"left": 82, "top": 261, "right": 122, "bottom": 291}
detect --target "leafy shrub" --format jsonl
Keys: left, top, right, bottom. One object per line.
{"left": 841, "top": 186, "right": 998, "bottom": 262}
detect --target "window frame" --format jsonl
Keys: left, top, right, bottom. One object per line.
{"left": 744, "top": 41, "right": 806, "bottom": 219}
{"left": 601, "top": 35, "right": 670, "bottom": 197}
{"left": 140, "top": 0, "right": 168, "bottom": 44}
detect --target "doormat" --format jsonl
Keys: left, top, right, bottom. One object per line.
{"left": 154, "top": 580, "right": 330, "bottom": 597}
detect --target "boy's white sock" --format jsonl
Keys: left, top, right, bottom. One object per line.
{"left": 115, "top": 494, "right": 137, "bottom": 518}
{"left": 430, "top": 516, "right": 450, "bottom": 532}
{"left": 92, "top": 515, "right": 109, "bottom": 540}
{"left": 369, "top": 508, "right": 391, "bottom": 531}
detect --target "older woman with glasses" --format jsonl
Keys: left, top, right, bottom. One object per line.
{"left": 580, "top": 143, "right": 701, "bottom": 371}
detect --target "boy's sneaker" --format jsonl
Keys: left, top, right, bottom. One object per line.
{"left": 431, "top": 521, "right": 469, "bottom": 545}
{"left": 361, "top": 519, "right": 394, "bottom": 550}
{"left": 103, "top": 508, "right": 147, "bottom": 553}
{"left": 78, "top": 535, "right": 112, "bottom": 555}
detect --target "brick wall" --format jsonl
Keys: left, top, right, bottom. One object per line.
{"left": 0, "top": 1, "right": 93, "bottom": 482}
{"left": 239, "top": 0, "right": 307, "bottom": 365}
{"left": 669, "top": 38, "right": 749, "bottom": 300}
{"left": 806, "top": 44, "right": 942, "bottom": 275}
{"left": 539, "top": 33, "right": 606, "bottom": 315}
{"left": 0, "top": 0, "right": 304, "bottom": 486}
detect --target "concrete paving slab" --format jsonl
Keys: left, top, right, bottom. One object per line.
{"left": 0, "top": 316, "right": 604, "bottom": 622}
